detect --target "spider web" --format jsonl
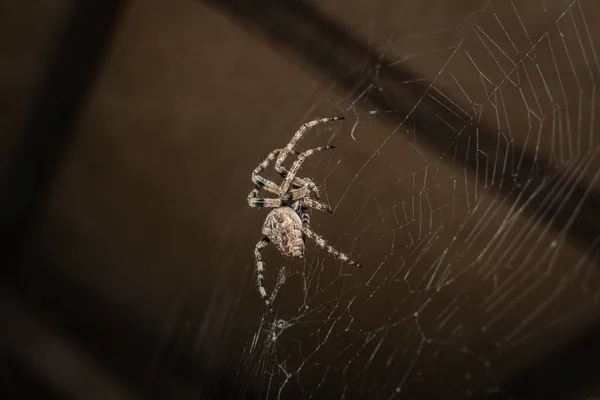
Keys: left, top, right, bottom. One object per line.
{"left": 232, "top": 0, "right": 600, "bottom": 398}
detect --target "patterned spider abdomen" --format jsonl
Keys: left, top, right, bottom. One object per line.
{"left": 262, "top": 206, "right": 305, "bottom": 258}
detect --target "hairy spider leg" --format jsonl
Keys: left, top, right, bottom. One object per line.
{"left": 279, "top": 169, "right": 322, "bottom": 197}
{"left": 255, "top": 237, "right": 274, "bottom": 313}
{"left": 302, "top": 197, "right": 332, "bottom": 213}
{"left": 292, "top": 200, "right": 311, "bottom": 228}
{"left": 275, "top": 159, "right": 322, "bottom": 199}
{"left": 252, "top": 148, "right": 312, "bottom": 189}
{"left": 274, "top": 116, "right": 344, "bottom": 176}
{"left": 251, "top": 149, "right": 285, "bottom": 193}
{"left": 300, "top": 202, "right": 310, "bottom": 229}
{"left": 251, "top": 149, "right": 320, "bottom": 201}
{"left": 301, "top": 227, "right": 361, "bottom": 268}
{"left": 298, "top": 177, "right": 320, "bottom": 198}
{"left": 248, "top": 185, "right": 312, "bottom": 208}
{"left": 301, "top": 208, "right": 310, "bottom": 227}
{"left": 278, "top": 145, "right": 335, "bottom": 198}
{"left": 247, "top": 193, "right": 283, "bottom": 208}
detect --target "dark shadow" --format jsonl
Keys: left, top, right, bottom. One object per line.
{"left": 0, "top": 354, "right": 64, "bottom": 399}
{"left": 489, "top": 319, "right": 600, "bottom": 400}
{"left": 0, "top": 2, "right": 123, "bottom": 270}
{"left": 0, "top": 2, "right": 257, "bottom": 398}
{"left": 1, "top": 257, "right": 236, "bottom": 400}
{"left": 0, "top": 1, "right": 170, "bottom": 398}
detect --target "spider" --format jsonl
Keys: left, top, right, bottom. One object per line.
{"left": 247, "top": 116, "right": 361, "bottom": 314}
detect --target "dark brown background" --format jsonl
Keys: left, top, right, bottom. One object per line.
{"left": 1, "top": 0, "right": 600, "bottom": 399}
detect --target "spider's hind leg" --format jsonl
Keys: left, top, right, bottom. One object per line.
{"left": 255, "top": 237, "right": 275, "bottom": 313}
{"left": 301, "top": 227, "right": 361, "bottom": 268}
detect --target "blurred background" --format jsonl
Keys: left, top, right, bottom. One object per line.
{"left": 1, "top": 0, "right": 600, "bottom": 399}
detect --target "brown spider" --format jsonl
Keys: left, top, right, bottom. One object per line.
{"left": 247, "top": 117, "right": 361, "bottom": 313}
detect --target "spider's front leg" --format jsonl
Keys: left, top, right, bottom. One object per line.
{"left": 278, "top": 145, "right": 335, "bottom": 198}
{"left": 251, "top": 149, "right": 285, "bottom": 195}
{"left": 249, "top": 148, "right": 321, "bottom": 205}
{"left": 274, "top": 116, "right": 344, "bottom": 175}
{"left": 248, "top": 186, "right": 312, "bottom": 208}
{"left": 247, "top": 188, "right": 285, "bottom": 208}
{"left": 251, "top": 148, "right": 310, "bottom": 192}
{"left": 277, "top": 159, "right": 327, "bottom": 206}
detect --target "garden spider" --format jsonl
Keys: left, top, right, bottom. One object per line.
{"left": 247, "top": 116, "right": 361, "bottom": 313}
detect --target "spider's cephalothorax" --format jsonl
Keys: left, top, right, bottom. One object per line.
{"left": 248, "top": 117, "right": 361, "bottom": 314}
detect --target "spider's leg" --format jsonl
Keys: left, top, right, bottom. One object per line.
{"left": 251, "top": 149, "right": 283, "bottom": 195}
{"left": 300, "top": 204, "right": 310, "bottom": 228}
{"left": 302, "top": 197, "right": 333, "bottom": 213}
{"left": 252, "top": 176, "right": 280, "bottom": 195}
{"left": 299, "top": 177, "right": 321, "bottom": 200}
{"left": 277, "top": 151, "right": 323, "bottom": 200}
{"left": 301, "top": 227, "right": 361, "bottom": 268}
{"left": 255, "top": 237, "right": 275, "bottom": 313}
{"left": 248, "top": 188, "right": 285, "bottom": 208}
{"left": 278, "top": 170, "right": 322, "bottom": 201}
{"left": 250, "top": 149, "right": 312, "bottom": 204}
{"left": 276, "top": 166, "right": 304, "bottom": 188}
{"left": 278, "top": 146, "right": 335, "bottom": 198}
{"left": 248, "top": 186, "right": 312, "bottom": 208}
{"left": 276, "top": 150, "right": 306, "bottom": 181}
{"left": 251, "top": 150, "right": 319, "bottom": 197}
{"left": 254, "top": 149, "right": 281, "bottom": 175}
{"left": 282, "top": 186, "right": 311, "bottom": 202}
{"left": 274, "top": 116, "right": 344, "bottom": 176}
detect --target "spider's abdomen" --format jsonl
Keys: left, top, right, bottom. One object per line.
{"left": 262, "top": 206, "right": 305, "bottom": 258}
